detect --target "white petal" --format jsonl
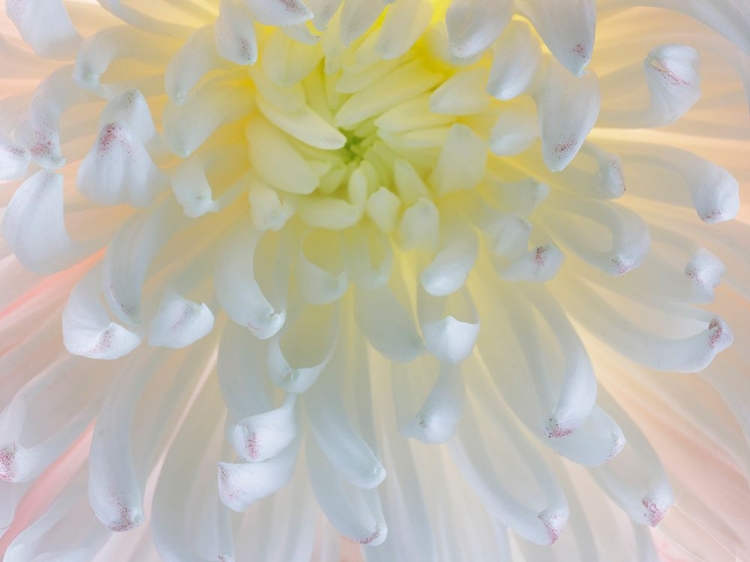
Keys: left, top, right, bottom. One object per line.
{"left": 334, "top": 61, "right": 443, "bottom": 128}
{"left": 246, "top": 117, "right": 321, "bottom": 195}
{"left": 450, "top": 405, "right": 569, "bottom": 546}
{"left": 215, "top": 0, "right": 258, "bottom": 66}
{"left": 170, "top": 147, "right": 248, "bottom": 218}
{"left": 244, "top": 0, "right": 313, "bottom": 26}
{"left": 88, "top": 358, "right": 154, "bottom": 532}
{"left": 214, "top": 226, "right": 287, "bottom": 340}
{"left": 593, "top": 388, "right": 674, "bottom": 526}
{"left": 219, "top": 441, "right": 299, "bottom": 513}
{"left": 230, "top": 395, "right": 299, "bottom": 463}
{"left": 354, "top": 284, "right": 424, "bottom": 362}
{"left": 375, "top": 93, "right": 454, "bottom": 133}
{"left": 365, "top": 187, "right": 401, "bottom": 234}
{"left": 445, "top": 0, "right": 513, "bottom": 59}
{"left": 393, "top": 158, "right": 431, "bottom": 205}
{"left": 429, "top": 124, "right": 487, "bottom": 195}
{"left": 261, "top": 29, "right": 323, "bottom": 87}
{"left": 488, "top": 102, "right": 539, "bottom": 157}
{"left": 521, "top": 285, "right": 598, "bottom": 437}
{"left": 479, "top": 211, "right": 532, "bottom": 258}
{"left": 644, "top": 44, "right": 701, "bottom": 126}
{"left": 102, "top": 202, "right": 183, "bottom": 325}
{"left": 544, "top": 405, "right": 625, "bottom": 466}
{"left": 148, "top": 290, "right": 214, "bottom": 349}
{"left": 267, "top": 304, "right": 338, "bottom": 393}
{"left": 338, "top": 0, "right": 386, "bottom": 45}
{"left": 0, "top": 136, "right": 30, "bottom": 180}
{"left": 402, "top": 363, "right": 464, "bottom": 444}
{"left": 62, "top": 269, "right": 142, "bottom": 360}
{"left": 542, "top": 196, "right": 651, "bottom": 276}
{"left": 494, "top": 244, "right": 565, "bottom": 283}
{"left": 305, "top": 0, "right": 343, "bottom": 31}
{"left": 684, "top": 248, "right": 725, "bottom": 302}
{"left": 561, "top": 283, "right": 733, "bottom": 373}
{"left": 669, "top": 147, "right": 738, "bottom": 223}
{"left": 15, "top": 65, "right": 95, "bottom": 169}
{"left": 307, "top": 438, "right": 388, "bottom": 546}
{"left": 98, "top": 88, "right": 158, "bottom": 145}
{"left": 0, "top": 355, "right": 103, "bottom": 485}
{"left": 599, "top": 44, "right": 701, "bottom": 128}
{"left": 516, "top": 0, "right": 596, "bottom": 76}
{"left": 77, "top": 121, "right": 168, "bottom": 208}
{"left": 376, "top": 0, "right": 432, "bottom": 60}
{"left": 487, "top": 21, "right": 542, "bottom": 100}
{"left": 483, "top": 178, "right": 549, "bottom": 217}
{"left": 297, "top": 229, "right": 349, "bottom": 305}
{"left": 342, "top": 222, "right": 394, "bottom": 290}
{"left": 420, "top": 219, "right": 478, "bottom": 297}
{"left": 430, "top": 67, "right": 490, "bottom": 115}
{"left": 419, "top": 289, "right": 480, "bottom": 365}
{"left": 165, "top": 25, "right": 227, "bottom": 104}
{"left": 163, "top": 80, "right": 252, "bottom": 158}
{"left": 248, "top": 176, "right": 295, "bottom": 231}
{"left": 256, "top": 96, "right": 346, "bottom": 150}
{"left": 218, "top": 439, "right": 300, "bottom": 513}
{"left": 2, "top": 170, "right": 84, "bottom": 274}
{"left": 73, "top": 25, "right": 178, "bottom": 92}
{"left": 306, "top": 350, "right": 386, "bottom": 489}
{"left": 533, "top": 58, "right": 600, "bottom": 172}
{"left": 5, "top": 0, "right": 81, "bottom": 58}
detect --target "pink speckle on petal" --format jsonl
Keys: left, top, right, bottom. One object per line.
{"left": 245, "top": 432, "right": 259, "bottom": 461}
{"left": 0, "top": 444, "right": 19, "bottom": 482}
{"left": 553, "top": 135, "right": 577, "bottom": 155}
{"left": 545, "top": 417, "right": 573, "bottom": 439}
{"left": 572, "top": 43, "right": 588, "bottom": 59}
{"left": 357, "top": 525, "right": 381, "bottom": 545}
{"left": 708, "top": 318, "right": 726, "bottom": 350}
{"left": 533, "top": 246, "right": 547, "bottom": 273}
{"left": 642, "top": 497, "right": 666, "bottom": 527}
{"left": 538, "top": 509, "right": 565, "bottom": 544}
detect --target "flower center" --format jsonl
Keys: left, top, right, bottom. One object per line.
{"left": 237, "top": 26, "right": 480, "bottom": 237}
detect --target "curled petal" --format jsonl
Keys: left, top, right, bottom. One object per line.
{"left": 63, "top": 269, "right": 141, "bottom": 360}
{"left": 148, "top": 291, "right": 215, "bottom": 349}
{"left": 215, "top": 0, "right": 258, "bottom": 65}
{"left": 516, "top": 0, "right": 596, "bottom": 76}
{"left": 3, "top": 170, "right": 83, "bottom": 274}
{"left": 229, "top": 395, "right": 299, "bottom": 463}
{"left": 218, "top": 439, "right": 300, "bottom": 513}
{"left": 533, "top": 58, "right": 600, "bottom": 172}
{"left": 401, "top": 363, "right": 465, "bottom": 444}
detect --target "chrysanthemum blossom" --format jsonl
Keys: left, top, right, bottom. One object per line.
{"left": 0, "top": 0, "right": 749, "bottom": 560}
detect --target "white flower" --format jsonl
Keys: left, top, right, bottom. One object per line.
{"left": 0, "top": 0, "right": 749, "bottom": 560}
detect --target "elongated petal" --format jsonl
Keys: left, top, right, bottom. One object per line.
{"left": 445, "top": 0, "right": 513, "bottom": 59}
{"left": 148, "top": 291, "right": 215, "bottom": 349}
{"left": 533, "top": 59, "right": 600, "bottom": 172}
{"left": 6, "top": 0, "right": 81, "bottom": 58}
{"left": 516, "top": 0, "right": 596, "bottom": 76}
{"left": 2, "top": 170, "right": 81, "bottom": 274}
{"left": 218, "top": 439, "right": 300, "bottom": 512}
{"left": 63, "top": 269, "right": 142, "bottom": 360}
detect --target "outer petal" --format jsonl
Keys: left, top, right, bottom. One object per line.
{"left": 516, "top": 0, "right": 596, "bottom": 76}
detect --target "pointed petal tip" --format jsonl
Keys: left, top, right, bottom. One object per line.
{"left": 708, "top": 317, "right": 733, "bottom": 354}
{"left": 355, "top": 523, "right": 388, "bottom": 547}
{"left": 642, "top": 495, "right": 671, "bottom": 527}
{"left": 537, "top": 508, "right": 567, "bottom": 545}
